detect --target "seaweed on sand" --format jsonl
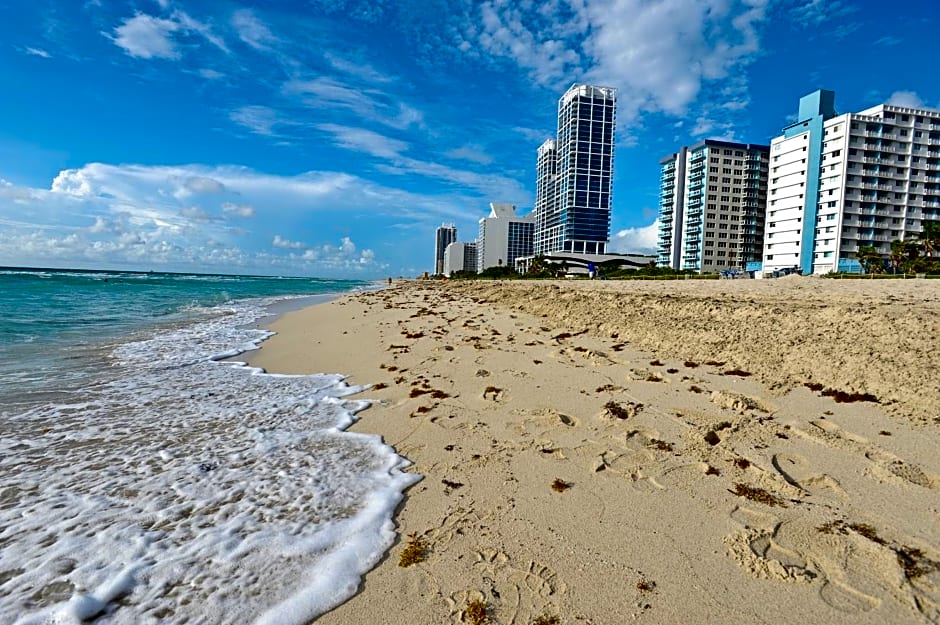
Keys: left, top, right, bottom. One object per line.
{"left": 730, "top": 483, "right": 787, "bottom": 507}
{"left": 398, "top": 532, "right": 427, "bottom": 567}
{"left": 604, "top": 400, "right": 642, "bottom": 420}
{"left": 465, "top": 598, "right": 488, "bottom": 625}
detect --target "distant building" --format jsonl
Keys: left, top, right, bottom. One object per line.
{"left": 443, "top": 241, "right": 477, "bottom": 276}
{"left": 658, "top": 140, "right": 769, "bottom": 273}
{"left": 434, "top": 223, "right": 457, "bottom": 275}
{"left": 515, "top": 251, "right": 655, "bottom": 275}
{"left": 762, "top": 89, "right": 940, "bottom": 276}
{"left": 534, "top": 84, "right": 617, "bottom": 255}
{"left": 477, "top": 203, "right": 534, "bottom": 271}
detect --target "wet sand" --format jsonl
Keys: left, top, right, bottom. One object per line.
{"left": 248, "top": 278, "right": 940, "bottom": 624}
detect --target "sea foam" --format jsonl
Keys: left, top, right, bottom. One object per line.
{"left": 0, "top": 298, "right": 418, "bottom": 624}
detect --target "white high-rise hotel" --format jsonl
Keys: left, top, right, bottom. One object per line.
{"left": 763, "top": 90, "right": 940, "bottom": 275}
{"left": 534, "top": 84, "right": 617, "bottom": 255}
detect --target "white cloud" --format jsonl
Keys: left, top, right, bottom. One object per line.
{"left": 25, "top": 47, "right": 52, "bottom": 58}
{"left": 174, "top": 175, "right": 226, "bottom": 198}
{"left": 609, "top": 219, "right": 660, "bottom": 255}
{"left": 283, "top": 77, "right": 424, "bottom": 130}
{"left": 109, "top": 10, "right": 227, "bottom": 60}
{"left": 172, "top": 10, "right": 228, "bottom": 54}
{"left": 229, "top": 105, "right": 284, "bottom": 136}
{"left": 317, "top": 124, "right": 409, "bottom": 159}
{"left": 791, "top": 0, "right": 857, "bottom": 28}
{"left": 474, "top": 1, "right": 584, "bottom": 85}
{"left": 0, "top": 162, "right": 482, "bottom": 275}
{"left": 445, "top": 144, "right": 494, "bottom": 165}
{"left": 273, "top": 235, "right": 305, "bottom": 249}
{"left": 111, "top": 13, "right": 181, "bottom": 59}
{"left": 466, "top": 0, "right": 771, "bottom": 122}
{"left": 315, "top": 123, "right": 528, "bottom": 203}
{"left": 324, "top": 53, "right": 393, "bottom": 84}
{"left": 222, "top": 202, "right": 254, "bottom": 218}
{"left": 874, "top": 35, "right": 901, "bottom": 47}
{"left": 297, "top": 236, "right": 375, "bottom": 269}
{"left": 887, "top": 91, "right": 926, "bottom": 109}
{"left": 180, "top": 206, "right": 212, "bottom": 222}
{"left": 198, "top": 68, "right": 224, "bottom": 80}
{"left": 232, "top": 9, "right": 278, "bottom": 51}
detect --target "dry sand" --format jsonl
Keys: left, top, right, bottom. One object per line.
{"left": 248, "top": 278, "right": 940, "bottom": 624}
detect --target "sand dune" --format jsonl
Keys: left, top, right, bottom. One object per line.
{"left": 248, "top": 278, "right": 940, "bottom": 624}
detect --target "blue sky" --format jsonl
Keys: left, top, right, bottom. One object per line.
{"left": 0, "top": 0, "right": 936, "bottom": 277}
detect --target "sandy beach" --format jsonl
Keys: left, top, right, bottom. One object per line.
{"left": 248, "top": 278, "right": 940, "bottom": 624}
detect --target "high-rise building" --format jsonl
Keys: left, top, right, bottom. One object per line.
{"left": 434, "top": 223, "right": 457, "bottom": 275}
{"left": 442, "top": 242, "right": 477, "bottom": 276}
{"left": 658, "top": 140, "right": 769, "bottom": 273}
{"left": 762, "top": 89, "right": 940, "bottom": 275}
{"left": 477, "top": 203, "right": 534, "bottom": 271}
{"left": 534, "top": 84, "right": 617, "bottom": 255}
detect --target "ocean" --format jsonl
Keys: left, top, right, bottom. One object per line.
{"left": 0, "top": 268, "right": 419, "bottom": 624}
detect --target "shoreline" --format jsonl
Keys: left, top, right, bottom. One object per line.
{"left": 247, "top": 279, "right": 940, "bottom": 624}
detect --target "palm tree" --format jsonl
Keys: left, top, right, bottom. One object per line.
{"left": 919, "top": 221, "right": 940, "bottom": 258}
{"left": 856, "top": 245, "right": 884, "bottom": 274}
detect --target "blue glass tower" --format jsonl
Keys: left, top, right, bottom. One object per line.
{"left": 534, "top": 84, "right": 617, "bottom": 255}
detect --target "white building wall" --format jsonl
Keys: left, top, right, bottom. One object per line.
{"left": 764, "top": 95, "right": 940, "bottom": 275}
{"left": 443, "top": 243, "right": 465, "bottom": 276}
{"left": 478, "top": 203, "right": 533, "bottom": 271}
{"left": 812, "top": 116, "right": 851, "bottom": 273}
{"left": 763, "top": 132, "right": 812, "bottom": 273}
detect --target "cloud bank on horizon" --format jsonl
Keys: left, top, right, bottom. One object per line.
{"left": 0, "top": 0, "right": 934, "bottom": 276}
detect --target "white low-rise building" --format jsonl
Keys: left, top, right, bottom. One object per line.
{"left": 477, "top": 203, "right": 534, "bottom": 271}
{"left": 443, "top": 242, "right": 477, "bottom": 276}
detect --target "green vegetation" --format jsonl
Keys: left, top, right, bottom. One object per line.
{"left": 838, "top": 220, "right": 940, "bottom": 276}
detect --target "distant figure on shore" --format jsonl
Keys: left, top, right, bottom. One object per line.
{"left": 587, "top": 262, "right": 597, "bottom": 279}
{"left": 387, "top": 277, "right": 392, "bottom": 285}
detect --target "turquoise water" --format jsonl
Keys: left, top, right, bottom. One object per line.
{"left": 0, "top": 267, "right": 368, "bottom": 400}
{"left": 0, "top": 267, "right": 420, "bottom": 624}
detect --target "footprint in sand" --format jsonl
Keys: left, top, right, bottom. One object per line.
{"left": 864, "top": 449, "right": 940, "bottom": 490}
{"left": 627, "top": 467, "right": 666, "bottom": 492}
{"left": 623, "top": 427, "right": 661, "bottom": 451}
{"left": 467, "top": 550, "right": 566, "bottom": 625}
{"left": 771, "top": 453, "right": 847, "bottom": 499}
{"left": 482, "top": 386, "right": 506, "bottom": 402}
{"left": 512, "top": 408, "right": 579, "bottom": 433}
{"left": 726, "top": 511, "right": 895, "bottom": 613}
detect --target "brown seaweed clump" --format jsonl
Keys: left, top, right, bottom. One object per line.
{"left": 636, "top": 579, "right": 656, "bottom": 592}
{"left": 465, "top": 598, "right": 488, "bottom": 625}
{"left": 398, "top": 532, "right": 427, "bottom": 567}
{"left": 896, "top": 546, "right": 940, "bottom": 580}
{"left": 532, "top": 614, "right": 560, "bottom": 625}
{"left": 730, "top": 483, "right": 787, "bottom": 507}
{"left": 604, "top": 400, "right": 642, "bottom": 420}
{"left": 648, "top": 439, "right": 674, "bottom": 452}
{"left": 551, "top": 478, "right": 572, "bottom": 492}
